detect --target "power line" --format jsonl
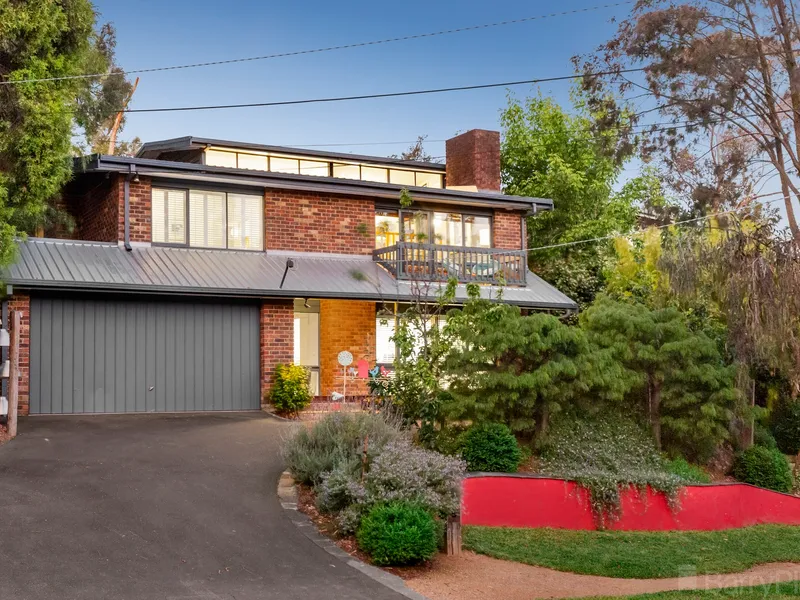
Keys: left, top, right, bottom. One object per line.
{"left": 122, "top": 68, "right": 646, "bottom": 114}
{"left": 0, "top": 1, "right": 634, "bottom": 86}
{"left": 526, "top": 192, "right": 789, "bottom": 254}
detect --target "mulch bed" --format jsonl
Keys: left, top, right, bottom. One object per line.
{"left": 295, "top": 483, "right": 435, "bottom": 580}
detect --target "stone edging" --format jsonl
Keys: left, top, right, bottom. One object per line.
{"left": 277, "top": 471, "right": 432, "bottom": 600}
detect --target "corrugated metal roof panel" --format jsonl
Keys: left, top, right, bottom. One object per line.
{"left": 5, "top": 239, "right": 578, "bottom": 311}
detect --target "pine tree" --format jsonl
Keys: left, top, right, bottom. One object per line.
{"left": 442, "top": 299, "right": 630, "bottom": 438}
{"left": 581, "top": 297, "right": 739, "bottom": 458}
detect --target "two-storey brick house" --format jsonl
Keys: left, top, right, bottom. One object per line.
{"left": 3, "top": 129, "right": 576, "bottom": 416}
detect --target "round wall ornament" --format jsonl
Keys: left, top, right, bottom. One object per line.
{"left": 337, "top": 350, "right": 353, "bottom": 366}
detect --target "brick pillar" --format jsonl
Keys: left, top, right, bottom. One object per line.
{"left": 494, "top": 210, "right": 524, "bottom": 250}
{"left": 260, "top": 301, "right": 294, "bottom": 407}
{"left": 8, "top": 295, "right": 30, "bottom": 416}
{"left": 319, "top": 299, "right": 376, "bottom": 397}
{"left": 445, "top": 129, "right": 501, "bottom": 191}
{"left": 116, "top": 175, "right": 153, "bottom": 243}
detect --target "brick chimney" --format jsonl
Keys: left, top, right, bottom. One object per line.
{"left": 445, "top": 129, "right": 501, "bottom": 192}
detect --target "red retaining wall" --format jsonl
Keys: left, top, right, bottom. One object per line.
{"left": 461, "top": 475, "right": 800, "bottom": 531}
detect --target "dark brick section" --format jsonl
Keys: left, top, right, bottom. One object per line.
{"left": 445, "top": 129, "right": 501, "bottom": 191}
{"left": 265, "top": 189, "right": 375, "bottom": 255}
{"left": 8, "top": 295, "right": 30, "bottom": 416}
{"left": 494, "top": 210, "right": 525, "bottom": 250}
{"left": 260, "top": 301, "right": 295, "bottom": 405}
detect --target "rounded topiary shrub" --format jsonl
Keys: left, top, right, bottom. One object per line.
{"left": 732, "top": 446, "right": 793, "bottom": 493}
{"left": 772, "top": 400, "right": 800, "bottom": 455}
{"left": 356, "top": 502, "right": 438, "bottom": 566}
{"left": 460, "top": 422, "right": 521, "bottom": 473}
{"left": 270, "top": 363, "right": 312, "bottom": 417}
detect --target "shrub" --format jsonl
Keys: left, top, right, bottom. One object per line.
{"left": 270, "top": 364, "right": 312, "bottom": 417}
{"left": 432, "top": 424, "right": 468, "bottom": 456}
{"left": 540, "top": 414, "right": 682, "bottom": 526}
{"left": 755, "top": 422, "right": 779, "bottom": 451}
{"left": 664, "top": 457, "right": 711, "bottom": 484}
{"left": 771, "top": 400, "right": 800, "bottom": 455}
{"left": 356, "top": 502, "right": 438, "bottom": 566}
{"left": 321, "top": 439, "right": 466, "bottom": 533}
{"left": 732, "top": 446, "right": 793, "bottom": 493}
{"left": 461, "top": 423, "right": 521, "bottom": 472}
{"left": 282, "top": 412, "right": 405, "bottom": 486}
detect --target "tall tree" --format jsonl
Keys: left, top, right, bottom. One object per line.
{"left": 578, "top": 0, "right": 800, "bottom": 239}
{"left": 501, "top": 92, "right": 639, "bottom": 308}
{"left": 0, "top": 1, "right": 127, "bottom": 265}
{"left": 391, "top": 135, "right": 438, "bottom": 163}
{"left": 581, "top": 296, "right": 739, "bottom": 458}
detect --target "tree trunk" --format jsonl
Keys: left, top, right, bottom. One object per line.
{"left": 535, "top": 403, "right": 550, "bottom": 441}
{"left": 650, "top": 379, "right": 662, "bottom": 450}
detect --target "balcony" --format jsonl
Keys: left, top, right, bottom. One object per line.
{"left": 373, "top": 242, "right": 528, "bottom": 286}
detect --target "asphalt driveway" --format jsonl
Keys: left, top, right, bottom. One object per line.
{"left": 0, "top": 413, "right": 410, "bottom": 600}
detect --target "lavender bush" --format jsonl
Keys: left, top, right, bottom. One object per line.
{"left": 318, "top": 439, "right": 466, "bottom": 533}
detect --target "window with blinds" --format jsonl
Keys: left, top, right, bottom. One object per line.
{"left": 189, "top": 190, "right": 226, "bottom": 248}
{"left": 151, "top": 188, "right": 187, "bottom": 244}
{"left": 376, "top": 317, "right": 396, "bottom": 364}
{"left": 152, "top": 187, "right": 263, "bottom": 250}
{"left": 227, "top": 193, "right": 263, "bottom": 250}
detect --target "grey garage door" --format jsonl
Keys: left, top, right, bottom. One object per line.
{"left": 29, "top": 297, "right": 260, "bottom": 414}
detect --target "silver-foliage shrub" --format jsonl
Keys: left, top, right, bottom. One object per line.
{"left": 319, "top": 440, "right": 466, "bottom": 533}
{"left": 282, "top": 412, "right": 405, "bottom": 486}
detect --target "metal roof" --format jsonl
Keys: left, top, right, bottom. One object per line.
{"left": 5, "top": 239, "right": 578, "bottom": 311}
{"left": 136, "top": 136, "right": 446, "bottom": 171}
{"left": 79, "top": 155, "right": 552, "bottom": 212}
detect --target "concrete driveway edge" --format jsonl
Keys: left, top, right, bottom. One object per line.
{"left": 279, "top": 471, "right": 432, "bottom": 600}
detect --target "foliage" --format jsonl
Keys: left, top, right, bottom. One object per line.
{"left": 390, "top": 135, "right": 438, "bottom": 163}
{"left": 282, "top": 412, "right": 405, "bottom": 486}
{"left": 356, "top": 502, "right": 439, "bottom": 566}
{"left": 463, "top": 524, "right": 800, "bottom": 579}
{"left": 460, "top": 423, "right": 521, "bottom": 473}
{"left": 540, "top": 414, "right": 682, "bottom": 526}
{"left": 581, "top": 296, "right": 739, "bottom": 458}
{"left": 443, "top": 297, "right": 629, "bottom": 438}
{"left": 501, "top": 91, "right": 638, "bottom": 308}
{"left": 663, "top": 457, "right": 711, "bottom": 484}
{"left": 385, "top": 278, "right": 458, "bottom": 445}
{"left": 771, "top": 400, "right": 800, "bottom": 456}
{"left": 605, "top": 227, "right": 668, "bottom": 307}
{"left": 269, "top": 364, "right": 312, "bottom": 417}
{"left": 431, "top": 424, "right": 469, "bottom": 456}
{"left": 755, "top": 422, "right": 779, "bottom": 451}
{"left": 0, "top": 3, "right": 135, "bottom": 264}
{"left": 578, "top": 0, "right": 800, "bottom": 239}
{"left": 318, "top": 439, "right": 465, "bottom": 533}
{"left": 732, "top": 446, "right": 793, "bottom": 493}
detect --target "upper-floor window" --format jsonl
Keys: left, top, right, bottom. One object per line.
{"left": 152, "top": 187, "right": 263, "bottom": 250}
{"left": 374, "top": 208, "right": 491, "bottom": 249}
{"left": 204, "top": 147, "right": 444, "bottom": 189}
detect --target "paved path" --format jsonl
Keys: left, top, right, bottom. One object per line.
{"left": 0, "top": 413, "right": 408, "bottom": 600}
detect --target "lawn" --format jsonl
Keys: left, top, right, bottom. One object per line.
{"left": 463, "top": 525, "right": 800, "bottom": 579}
{"left": 596, "top": 582, "right": 800, "bottom": 599}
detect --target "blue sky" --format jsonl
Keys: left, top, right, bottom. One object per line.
{"left": 93, "top": 0, "right": 631, "bottom": 160}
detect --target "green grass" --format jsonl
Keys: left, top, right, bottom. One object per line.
{"left": 463, "top": 525, "right": 800, "bottom": 579}
{"left": 594, "top": 582, "right": 800, "bottom": 599}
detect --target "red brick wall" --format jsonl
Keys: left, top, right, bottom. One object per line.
{"left": 494, "top": 210, "right": 524, "bottom": 250}
{"left": 446, "top": 130, "right": 501, "bottom": 192}
{"left": 319, "top": 299, "right": 376, "bottom": 397}
{"left": 8, "top": 295, "right": 30, "bottom": 417}
{"left": 260, "top": 301, "right": 294, "bottom": 405}
{"left": 265, "top": 190, "right": 375, "bottom": 255}
{"left": 120, "top": 176, "right": 152, "bottom": 243}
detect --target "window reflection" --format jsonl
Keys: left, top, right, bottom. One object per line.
{"left": 465, "top": 215, "right": 491, "bottom": 248}
{"left": 375, "top": 210, "right": 400, "bottom": 249}
{"left": 433, "top": 212, "right": 463, "bottom": 246}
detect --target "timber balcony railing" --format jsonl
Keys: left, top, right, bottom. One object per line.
{"left": 372, "top": 242, "right": 528, "bottom": 285}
